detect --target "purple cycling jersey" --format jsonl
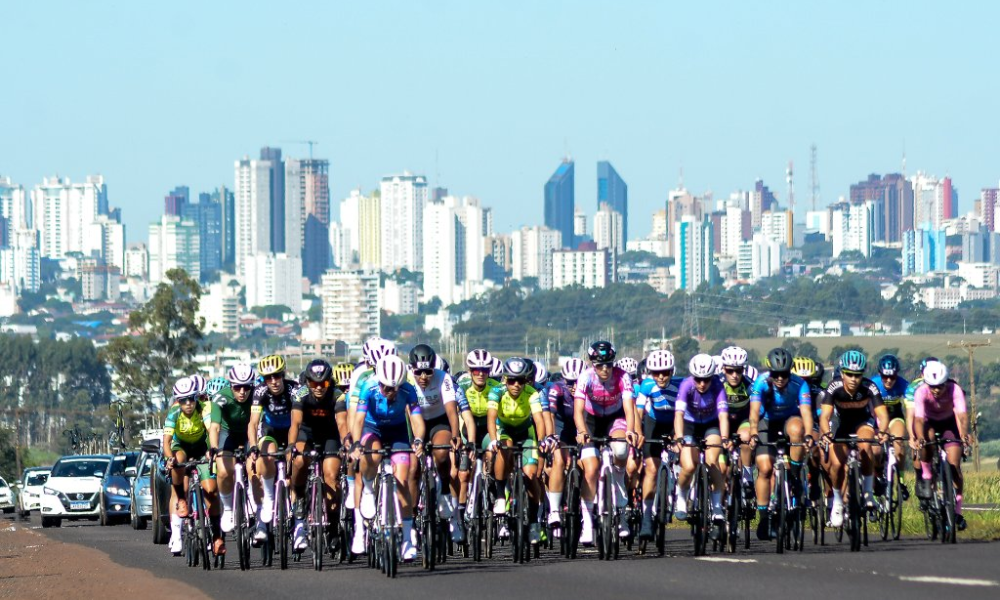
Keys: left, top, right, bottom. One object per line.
{"left": 675, "top": 376, "right": 728, "bottom": 423}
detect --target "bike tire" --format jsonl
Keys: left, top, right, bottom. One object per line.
{"left": 566, "top": 468, "right": 581, "bottom": 560}
{"left": 848, "top": 464, "right": 861, "bottom": 552}
{"left": 891, "top": 468, "right": 904, "bottom": 541}
{"left": 385, "top": 476, "right": 397, "bottom": 578}
{"left": 195, "top": 487, "right": 211, "bottom": 571}
{"left": 941, "top": 459, "right": 957, "bottom": 545}
{"left": 234, "top": 484, "right": 249, "bottom": 571}
{"left": 775, "top": 468, "right": 786, "bottom": 555}
{"left": 421, "top": 470, "right": 436, "bottom": 570}
{"left": 277, "top": 483, "right": 289, "bottom": 569}
{"left": 602, "top": 468, "right": 615, "bottom": 561}
{"left": 471, "top": 473, "right": 484, "bottom": 562}
{"left": 312, "top": 481, "right": 324, "bottom": 571}
{"left": 656, "top": 465, "right": 670, "bottom": 556}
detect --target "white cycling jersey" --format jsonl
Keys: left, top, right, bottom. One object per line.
{"left": 411, "top": 368, "right": 456, "bottom": 420}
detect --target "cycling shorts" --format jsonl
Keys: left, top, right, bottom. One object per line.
{"left": 296, "top": 424, "right": 342, "bottom": 456}
{"left": 643, "top": 417, "right": 674, "bottom": 457}
{"left": 924, "top": 415, "right": 962, "bottom": 447}
{"left": 219, "top": 429, "right": 248, "bottom": 453}
{"left": 169, "top": 438, "right": 215, "bottom": 481}
{"left": 258, "top": 423, "right": 290, "bottom": 450}
{"left": 498, "top": 422, "right": 538, "bottom": 467}
{"left": 682, "top": 419, "right": 721, "bottom": 445}
{"left": 361, "top": 423, "right": 412, "bottom": 467}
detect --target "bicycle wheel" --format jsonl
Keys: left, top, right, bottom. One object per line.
{"left": 848, "top": 464, "right": 861, "bottom": 552}
{"left": 234, "top": 484, "right": 249, "bottom": 570}
{"left": 774, "top": 468, "right": 786, "bottom": 555}
{"left": 941, "top": 459, "right": 957, "bottom": 545}
{"left": 384, "top": 477, "right": 397, "bottom": 578}
{"left": 420, "top": 470, "right": 436, "bottom": 570}
{"left": 338, "top": 482, "right": 352, "bottom": 563}
{"left": 603, "top": 469, "right": 616, "bottom": 561}
{"left": 185, "top": 515, "right": 195, "bottom": 567}
{"left": 565, "top": 468, "right": 581, "bottom": 559}
{"left": 878, "top": 473, "right": 891, "bottom": 542}
{"left": 471, "top": 474, "right": 483, "bottom": 562}
{"left": 311, "top": 482, "right": 324, "bottom": 571}
{"left": 891, "top": 468, "right": 904, "bottom": 541}
{"left": 656, "top": 466, "right": 670, "bottom": 556}
{"left": 195, "top": 487, "right": 211, "bottom": 571}
{"left": 691, "top": 466, "right": 705, "bottom": 556}
{"left": 276, "top": 483, "right": 289, "bottom": 569}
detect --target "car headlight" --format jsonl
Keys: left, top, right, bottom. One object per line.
{"left": 43, "top": 487, "right": 58, "bottom": 496}
{"left": 107, "top": 486, "right": 129, "bottom": 496}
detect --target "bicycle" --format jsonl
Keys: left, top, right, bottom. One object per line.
{"left": 109, "top": 399, "right": 130, "bottom": 451}
{"left": 680, "top": 438, "right": 724, "bottom": 557}
{"left": 416, "top": 442, "right": 454, "bottom": 570}
{"left": 464, "top": 446, "right": 495, "bottom": 562}
{"left": 502, "top": 439, "right": 536, "bottom": 564}
{"left": 219, "top": 448, "right": 256, "bottom": 571}
{"left": 920, "top": 434, "right": 963, "bottom": 545}
{"left": 176, "top": 457, "right": 218, "bottom": 571}
{"left": 558, "top": 445, "right": 583, "bottom": 559}
{"left": 828, "top": 436, "right": 880, "bottom": 552}
{"left": 875, "top": 434, "right": 908, "bottom": 542}
{"left": 754, "top": 433, "right": 809, "bottom": 553}
{"left": 296, "top": 444, "right": 337, "bottom": 571}
{"left": 337, "top": 452, "right": 355, "bottom": 564}
{"left": 589, "top": 436, "right": 630, "bottom": 561}
{"left": 258, "top": 450, "right": 293, "bottom": 569}
{"left": 63, "top": 426, "right": 82, "bottom": 454}
{"left": 637, "top": 435, "right": 678, "bottom": 557}
{"left": 361, "top": 446, "right": 415, "bottom": 579}
{"left": 806, "top": 447, "right": 828, "bottom": 546}
{"left": 722, "top": 438, "right": 752, "bottom": 553}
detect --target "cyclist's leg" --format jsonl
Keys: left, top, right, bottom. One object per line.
{"left": 291, "top": 439, "right": 308, "bottom": 506}
{"left": 937, "top": 417, "right": 965, "bottom": 523}
{"left": 579, "top": 414, "right": 603, "bottom": 542}
{"left": 546, "top": 427, "right": 568, "bottom": 525}
{"left": 521, "top": 434, "right": 542, "bottom": 541}
{"left": 429, "top": 419, "right": 455, "bottom": 517}
{"left": 676, "top": 421, "right": 699, "bottom": 518}
{"left": 754, "top": 419, "right": 776, "bottom": 538}
{"left": 704, "top": 427, "right": 725, "bottom": 520}
{"left": 856, "top": 423, "right": 877, "bottom": 504}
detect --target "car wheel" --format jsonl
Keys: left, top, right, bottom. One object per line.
{"left": 136, "top": 516, "right": 147, "bottom": 530}
{"left": 2, "top": 507, "right": 13, "bottom": 514}
{"left": 151, "top": 482, "right": 168, "bottom": 544}
{"left": 42, "top": 516, "right": 62, "bottom": 528}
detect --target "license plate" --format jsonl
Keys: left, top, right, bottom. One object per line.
{"left": 70, "top": 501, "right": 89, "bottom": 510}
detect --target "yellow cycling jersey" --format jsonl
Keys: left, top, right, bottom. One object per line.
{"left": 487, "top": 385, "right": 542, "bottom": 428}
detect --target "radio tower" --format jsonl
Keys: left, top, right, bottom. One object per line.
{"left": 810, "top": 144, "right": 820, "bottom": 211}
{"left": 786, "top": 160, "right": 794, "bottom": 214}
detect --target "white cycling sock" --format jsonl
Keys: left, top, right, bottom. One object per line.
{"left": 262, "top": 477, "right": 275, "bottom": 503}
{"left": 220, "top": 492, "right": 233, "bottom": 513}
{"left": 353, "top": 508, "right": 363, "bottom": 530}
{"left": 404, "top": 518, "right": 416, "bottom": 544}
{"left": 832, "top": 489, "right": 843, "bottom": 506}
{"left": 170, "top": 513, "right": 182, "bottom": 539}
{"left": 362, "top": 476, "right": 375, "bottom": 495}
{"left": 863, "top": 475, "right": 874, "bottom": 494}
{"left": 613, "top": 467, "right": 626, "bottom": 491}
{"left": 347, "top": 475, "right": 357, "bottom": 497}
{"left": 581, "top": 500, "right": 593, "bottom": 525}
{"left": 547, "top": 491, "right": 562, "bottom": 514}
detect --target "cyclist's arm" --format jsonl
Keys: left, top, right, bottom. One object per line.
{"left": 487, "top": 407, "right": 499, "bottom": 445}
{"left": 409, "top": 412, "right": 426, "bottom": 444}
{"left": 819, "top": 404, "right": 834, "bottom": 437}
{"left": 953, "top": 384, "right": 969, "bottom": 441}
{"left": 461, "top": 408, "right": 476, "bottom": 445}
{"left": 873, "top": 405, "right": 889, "bottom": 437}
{"left": 248, "top": 408, "right": 261, "bottom": 449}
{"left": 288, "top": 408, "right": 302, "bottom": 450}
{"left": 673, "top": 407, "right": 685, "bottom": 441}
{"left": 532, "top": 410, "right": 546, "bottom": 442}
{"left": 573, "top": 395, "right": 588, "bottom": 436}
{"left": 162, "top": 432, "right": 174, "bottom": 461}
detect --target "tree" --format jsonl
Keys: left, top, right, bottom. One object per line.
{"left": 101, "top": 268, "right": 206, "bottom": 408}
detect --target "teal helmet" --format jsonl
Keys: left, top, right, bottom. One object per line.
{"left": 839, "top": 351, "right": 867, "bottom": 373}
{"left": 206, "top": 376, "right": 231, "bottom": 398}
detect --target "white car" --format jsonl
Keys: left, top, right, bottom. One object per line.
{"left": 17, "top": 467, "right": 52, "bottom": 517}
{"left": 39, "top": 455, "right": 112, "bottom": 527}
{"left": 0, "top": 476, "right": 14, "bottom": 513}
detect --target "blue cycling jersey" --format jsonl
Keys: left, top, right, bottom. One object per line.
{"left": 356, "top": 378, "right": 421, "bottom": 429}
{"left": 750, "top": 372, "right": 811, "bottom": 420}
{"left": 637, "top": 376, "right": 684, "bottom": 422}
{"left": 871, "top": 374, "right": 909, "bottom": 408}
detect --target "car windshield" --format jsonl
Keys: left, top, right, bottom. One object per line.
{"left": 26, "top": 473, "right": 49, "bottom": 486}
{"left": 138, "top": 457, "right": 153, "bottom": 477}
{"left": 107, "top": 454, "right": 138, "bottom": 476}
{"left": 52, "top": 459, "right": 109, "bottom": 478}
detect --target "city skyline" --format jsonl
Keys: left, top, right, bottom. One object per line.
{"left": 3, "top": 3, "right": 999, "bottom": 244}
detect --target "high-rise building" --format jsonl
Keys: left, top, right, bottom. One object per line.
{"left": 244, "top": 252, "right": 302, "bottom": 310}
{"left": 422, "top": 196, "right": 487, "bottom": 306}
{"left": 666, "top": 186, "right": 702, "bottom": 250}
{"left": 31, "top": 175, "right": 109, "bottom": 260}
{"left": 212, "top": 186, "right": 236, "bottom": 273}
{"left": 260, "top": 147, "right": 286, "bottom": 253}
{"left": 484, "top": 234, "right": 512, "bottom": 282}
{"left": 720, "top": 206, "right": 751, "bottom": 258}
{"left": 0, "top": 177, "right": 29, "bottom": 244}
{"left": 286, "top": 158, "right": 329, "bottom": 282}
{"left": 197, "top": 281, "right": 240, "bottom": 336}
{"left": 552, "top": 247, "right": 614, "bottom": 289}
{"left": 593, "top": 202, "right": 624, "bottom": 255}
{"left": 980, "top": 187, "right": 998, "bottom": 232}
{"left": 651, "top": 210, "right": 668, "bottom": 240}
{"left": 674, "top": 215, "right": 713, "bottom": 292}
{"left": 544, "top": 160, "right": 574, "bottom": 249}
{"left": 0, "top": 229, "right": 40, "bottom": 293}
{"left": 902, "top": 227, "right": 946, "bottom": 275}
{"left": 597, "top": 161, "right": 628, "bottom": 242}
{"left": 164, "top": 186, "right": 189, "bottom": 217}
{"left": 340, "top": 189, "right": 363, "bottom": 261}
{"left": 86, "top": 214, "right": 125, "bottom": 273}
{"left": 181, "top": 194, "right": 222, "bottom": 281}
{"left": 750, "top": 179, "right": 778, "bottom": 229}
{"left": 511, "top": 225, "right": 562, "bottom": 290}
{"left": 379, "top": 172, "right": 427, "bottom": 272}
{"left": 148, "top": 214, "right": 200, "bottom": 283}
{"left": 749, "top": 232, "right": 784, "bottom": 282}
{"left": 760, "top": 210, "right": 793, "bottom": 248}
{"left": 234, "top": 157, "right": 272, "bottom": 278}
{"left": 911, "top": 172, "right": 948, "bottom": 231}
{"left": 329, "top": 221, "right": 351, "bottom": 270}
{"left": 359, "top": 191, "right": 381, "bottom": 270}
{"left": 830, "top": 200, "right": 874, "bottom": 258}
{"left": 849, "top": 173, "right": 914, "bottom": 243}
{"left": 321, "top": 270, "right": 380, "bottom": 343}
{"left": 124, "top": 243, "right": 149, "bottom": 279}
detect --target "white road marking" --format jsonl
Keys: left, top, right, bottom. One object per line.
{"left": 694, "top": 557, "right": 758, "bottom": 563}
{"left": 899, "top": 576, "right": 999, "bottom": 587}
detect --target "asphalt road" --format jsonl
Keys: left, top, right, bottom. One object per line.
{"left": 17, "top": 515, "right": 1000, "bottom": 600}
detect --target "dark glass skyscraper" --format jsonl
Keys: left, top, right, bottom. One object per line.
{"left": 597, "top": 161, "right": 628, "bottom": 242}
{"left": 182, "top": 193, "right": 222, "bottom": 281}
{"left": 544, "top": 159, "right": 574, "bottom": 248}
{"left": 213, "top": 186, "right": 235, "bottom": 273}
{"left": 260, "top": 146, "right": 285, "bottom": 252}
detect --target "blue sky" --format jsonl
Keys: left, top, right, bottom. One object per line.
{"left": 3, "top": 2, "right": 998, "bottom": 242}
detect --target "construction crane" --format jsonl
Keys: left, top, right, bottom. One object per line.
{"left": 281, "top": 140, "right": 319, "bottom": 159}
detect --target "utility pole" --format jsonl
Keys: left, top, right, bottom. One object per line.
{"left": 948, "top": 339, "right": 991, "bottom": 472}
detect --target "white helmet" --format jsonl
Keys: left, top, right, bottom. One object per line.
{"left": 689, "top": 354, "right": 716, "bottom": 378}
{"left": 615, "top": 357, "right": 638, "bottom": 376}
{"left": 646, "top": 349, "right": 675, "bottom": 372}
{"left": 466, "top": 349, "right": 493, "bottom": 369}
{"left": 190, "top": 374, "right": 207, "bottom": 394}
{"left": 744, "top": 365, "right": 760, "bottom": 383}
{"left": 172, "top": 375, "right": 201, "bottom": 401}
{"left": 364, "top": 337, "right": 397, "bottom": 367}
{"left": 376, "top": 355, "right": 408, "bottom": 389}
{"left": 489, "top": 356, "right": 504, "bottom": 379}
{"left": 227, "top": 363, "right": 256, "bottom": 386}
{"left": 922, "top": 361, "right": 948, "bottom": 386}
{"left": 561, "top": 358, "right": 585, "bottom": 381}
{"left": 711, "top": 355, "right": 724, "bottom": 375}
{"left": 720, "top": 346, "right": 748, "bottom": 368}
{"left": 533, "top": 360, "right": 549, "bottom": 385}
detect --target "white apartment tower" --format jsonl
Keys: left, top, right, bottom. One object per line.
{"left": 511, "top": 225, "right": 562, "bottom": 290}
{"left": 30, "top": 175, "right": 108, "bottom": 260}
{"left": 244, "top": 253, "right": 302, "bottom": 310}
{"left": 593, "top": 203, "right": 624, "bottom": 255}
{"left": 148, "top": 214, "right": 201, "bottom": 283}
{"left": 234, "top": 158, "right": 272, "bottom": 278}
{"left": 322, "top": 270, "right": 380, "bottom": 343}
{"left": 552, "top": 248, "right": 613, "bottom": 289}
{"left": 831, "top": 201, "right": 874, "bottom": 258}
{"left": 379, "top": 173, "right": 427, "bottom": 272}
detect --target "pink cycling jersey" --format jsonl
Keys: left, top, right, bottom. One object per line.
{"left": 912, "top": 380, "right": 966, "bottom": 421}
{"left": 573, "top": 366, "right": 634, "bottom": 417}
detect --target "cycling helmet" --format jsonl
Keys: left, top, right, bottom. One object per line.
{"left": 189, "top": 374, "right": 207, "bottom": 395}
{"left": 720, "top": 346, "right": 749, "bottom": 368}
{"left": 206, "top": 377, "right": 230, "bottom": 398}
{"left": 409, "top": 344, "right": 437, "bottom": 371}
{"left": 878, "top": 354, "right": 900, "bottom": 377}
{"left": 333, "top": 363, "right": 354, "bottom": 387}
{"left": 744, "top": 365, "right": 760, "bottom": 383}
{"left": 615, "top": 357, "right": 638, "bottom": 376}
{"left": 503, "top": 357, "right": 533, "bottom": 380}
{"left": 646, "top": 349, "right": 675, "bottom": 372}
{"left": 466, "top": 349, "right": 493, "bottom": 369}
{"left": 839, "top": 350, "right": 867, "bottom": 373}
{"left": 688, "top": 354, "right": 716, "bottom": 378}
{"left": 533, "top": 360, "right": 549, "bottom": 386}
{"left": 376, "top": 355, "right": 407, "bottom": 389}
{"left": 227, "top": 363, "right": 256, "bottom": 386}
{"left": 766, "top": 348, "right": 794, "bottom": 373}
{"left": 304, "top": 358, "right": 333, "bottom": 384}
{"left": 919, "top": 356, "right": 939, "bottom": 372}
{"left": 637, "top": 358, "right": 649, "bottom": 379}
{"left": 811, "top": 362, "right": 825, "bottom": 384}
{"left": 172, "top": 376, "right": 200, "bottom": 401}
{"left": 588, "top": 340, "right": 617, "bottom": 365}
{"left": 258, "top": 354, "right": 286, "bottom": 377}
{"left": 489, "top": 356, "right": 504, "bottom": 379}
{"left": 922, "top": 361, "right": 948, "bottom": 386}
{"left": 561, "top": 358, "right": 585, "bottom": 381}
{"left": 712, "top": 355, "right": 724, "bottom": 375}
{"left": 792, "top": 356, "right": 817, "bottom": 379}
{"left": 434, "top": 355, "right": 450, "bottom": 373}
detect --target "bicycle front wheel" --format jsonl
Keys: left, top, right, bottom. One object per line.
{"left": 891, "top": 468, "right": 904, "bottom": 541}
{"left": 941, "top": 460, "right": 957, "bottom": 544}
{"left": 311, "top": 482, "right": 324, "bottom": 571}
{"left": 234, "top": 484, "right": 249, "bottom": 571}
{"left": 277, "top": 483, "right": 289, "bottom": 569}
{"left": 774, "top": 468, "right": 786, "bottom": 555}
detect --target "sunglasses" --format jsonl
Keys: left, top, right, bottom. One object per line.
{"left": 771, "top": 371, "right": 791, "bottom": 379}
{"left": 651, "top": 370, "right": 673, "bottom": 377}
{"left": 470, "top": 367, "right": 490, "bottom": 374}
{"left": 841, "top": 371, "right": 863, "bottom": 379}
{"left": 379, "top": 383, "right": 399, "bottom": 394}
{"left": 232, "top": 384, "right": 252, "bottom": 392}
{"left": 177, "top": 397, "right": 197, "bottom": 405}
{"left": 564, "top": 379, "right": 577, "bottom": 386}
{"left": 414, "top": 369, "right": 434, "bottom": 377}
{"left": 594, "top": 363, "right": 613, "bottom": 370}
{"left": 724, "top": 367, "right": 744, "bottom": 375}
{"left": 264, "top": 373, "right": 284, "bottom": 381}
{"left": 307, "top": 379, "right": 330, "bottom": 388}
{"left": 694, "top": 376, "right": 713, "bottom": 384}
{"left": 506, "top": 378, "right": 528, "bottom": 386}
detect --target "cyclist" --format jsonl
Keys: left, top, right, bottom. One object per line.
{"left": 912, "top": 360, "right": 969, "bottom": 530}
{"left": 210, "top": 366, "right": 254, "bottom": 540}
{"left": 636, "top": 349, "right": 683, "bottom": 540}
{"left": 819, "top": 351, "right": 889, "bottom": 526}
{"left": 333, "top": 362, "right": 355, "bottom": 395}
{"left": 544, "top": 357, "right": 585, "bottom": 530}
{"left": 406, "top": 344, "right": 464, "bottom": 543}
{"left": 488, "top": 357, "right": 548, "bottom": 544}
{"left": 793, "top": 357, "right": 830, "bottom": 508}
{"left": 163, "top": 375, "right": 222, "bottom": 556}
{"left": 871, "top": 354, "right": 910, "bottom": 497}
{"left": 574, "top": 341, "right": 638, "bottom": 544}
{"left": 719, "top": 346, "right": 755, "bottom": 491}
{"left": 288, "top": 359, "right": 348, "bottom": 552}
{"left": 347, "top": 338, "right": 397, "bottom": 513}
{"left": 457, "top": 349, "right": 500, "bottom": 519}
{"left": 673, "top": 354, "right": 730, "bottom": 523}
{"left": 748, "top": 348, "right": 812, "bottom": 540}
{"left": 350, "top": 355, "right": 425, "bottom": 561}
{"left": 247, "top": 354, "right": 300, "bottom": 543}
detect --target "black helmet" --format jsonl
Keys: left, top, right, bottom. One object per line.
{"left": 766, "top": 348, "right": 793, "bottom": 373}
{"left": 409, "top": 344, "right": 437, "bottom": 370}
{"left": 813, "top": 362, "right": 826, "bottom": 384}
{"left": 637, "top": 358, "right": 649, "bottom": 379}
{"left": 303, "top": 359, "right": 333, "bottom": 384}
{"left": 503, "top": 357, "right": 533, "bottom": 380}
{"left": 524, "top": 360, "right": 537, "bottom": 383}
{"left": 588, "top": 340, "right": 616, "bottom": 365}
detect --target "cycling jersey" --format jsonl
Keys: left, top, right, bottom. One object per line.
{"left": 488, "top": 386, "right": 543, "bottom": 429}
{"left": 292, "top": 385, "right": 346, "bottom": 432}
{"left": 546, "top": 382, "right": 575, "bottom": 423}
{"left": 356, "top": 379, "right": 421, "bottom": 430}
{"left": 574, "top": 366, "right": 633, "bottom": 417}
{"left": 165, "top": 401, "right": 220, "bottom": 444}
{"left": 722, "top": 376, "right": 754, "bottom": 413}
{"left": 821, "top": 377, "right": 884, "bottom": 426}
{"left": 459, "top": 378, "right": 503, "bottom": 418}
{"left": 912, "top": 380, "right": 966, "bottom": 421}
{"left": 637, "top": 376, "right": 683, "bottom": 423}
{"left": 348, "top": 363, "right": 373, "bottom": 407}
{"left": 872, "top": 374, "right": 909, "bottom": 408}
{"left": 675, "top": 377, "right": 728, "bottom": 424}
{"left": 408, "top": 369, "right": 457, "bottom": 420}
{"left": 750, "top": 372, "right": 811, "bottom": 420}
{"left": 251, "top": 379, "right": 300, "bottom": 429}
{"left": 904, "top": 377, "right": 922, "bottom": 409}
{"left": 212, "top": 388, "right": 251, "bottom": 433}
